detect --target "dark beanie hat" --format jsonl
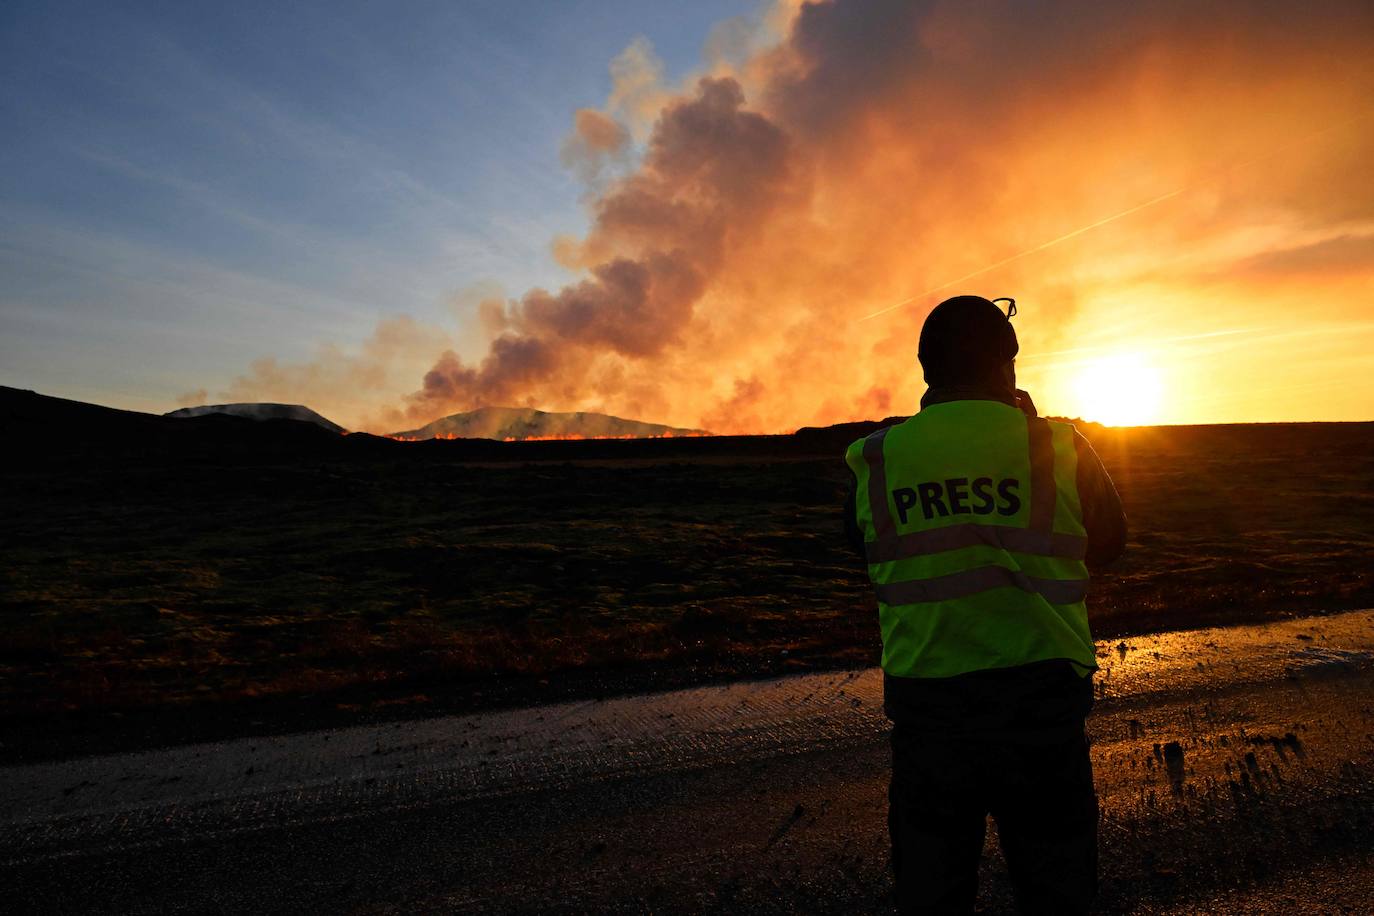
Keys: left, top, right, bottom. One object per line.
{"left": 917, "top": 295, "right": 1019, "bottom": 387}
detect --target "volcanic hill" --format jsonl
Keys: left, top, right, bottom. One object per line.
{"left": 391, "top": 406, "right": 708, "bottom": 441}
{"left": 165, "top": 403, "right": 345, "bottom": 433}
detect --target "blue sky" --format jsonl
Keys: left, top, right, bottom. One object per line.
{"left": 0, "top": 0, "right": 754, "bottom": 411}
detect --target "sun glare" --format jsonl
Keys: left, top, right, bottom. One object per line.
{"left": 1071, "top": 352, "right": 1164, "bottom": 426}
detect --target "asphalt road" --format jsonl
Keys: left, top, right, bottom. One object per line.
{"left": 5, "top": 610, "right": 1374, "bottom": 914}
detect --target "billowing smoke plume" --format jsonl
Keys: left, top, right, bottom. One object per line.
{"left": 400, "top": 0, "right": 1374, "bottom": 432}
{"left": 413, "top": 76, "right": 795, "bottom": 422}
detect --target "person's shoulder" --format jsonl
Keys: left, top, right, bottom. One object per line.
{"left": 1043, "top": 418, "right": 1094, "bottom": 451}
{"left": 845, "top": 419, "right": 900, "bottom": 450}
{"left": 844, "top": 419, "right": 905, "bottom": 466}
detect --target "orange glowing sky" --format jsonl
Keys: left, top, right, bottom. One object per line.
{"left": 329, "top": 0, "right": 1374, "bottom": 433}
{"left": 7, "top": 1, "right": 1371, "bottom": 433}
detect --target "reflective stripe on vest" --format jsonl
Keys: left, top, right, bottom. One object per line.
{"left": 874, "top": 567, "right": 1088, "bottom": 606}
{"left": 845, "top": 400, "right": 1096, "bottom": 679}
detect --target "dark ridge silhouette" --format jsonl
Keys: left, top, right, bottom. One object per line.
{"left": 0, "top": 386, "right": 391, "bottom": 468}
{"left": 4, "top": 386, "right": 1370, "bottom": 472}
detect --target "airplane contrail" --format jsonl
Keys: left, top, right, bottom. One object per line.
{"left": 1015, "top": 327, "right": 1263, "bottom": 362}
{"left": 857, "top": 188, "right": 1187, "bottom": 322}
{"left": 857, "top": 109, "right": 1373, "bottom": 323}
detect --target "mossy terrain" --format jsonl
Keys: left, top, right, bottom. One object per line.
{"left": 2, "top": 417, "right": 1371, "bottom": 759}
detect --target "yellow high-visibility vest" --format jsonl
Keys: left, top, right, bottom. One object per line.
{"left": 845, "top": 400, "right": 1097, "bottom": 679}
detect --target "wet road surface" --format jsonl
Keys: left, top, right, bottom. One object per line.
{"left": 5, "top": 610, "right": 1374, "bottom": 913}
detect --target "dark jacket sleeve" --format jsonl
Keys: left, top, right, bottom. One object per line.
{"left": 1073, "top": 429, "right": 1128, "bottom": 570}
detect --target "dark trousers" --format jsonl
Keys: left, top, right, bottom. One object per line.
{"left": 888, "top": 722, "right": 1098, "bottom": 915}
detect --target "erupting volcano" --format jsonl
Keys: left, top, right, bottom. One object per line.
{"left": 388, "top": 406, "right": 709, "bottom": 442}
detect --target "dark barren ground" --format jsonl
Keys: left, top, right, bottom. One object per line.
{"left": 3, "top": 386, "right": 1373, "bottom": 762}
{"left": 8, "top": 613, "right": 1374, "bottom": 914}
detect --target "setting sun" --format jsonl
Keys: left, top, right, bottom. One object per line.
{"left": 1072, "top": 353, "right": 1164, "bottom": 426}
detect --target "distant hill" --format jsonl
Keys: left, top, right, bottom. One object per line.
{"left": 0, "top": 386, "right": 386, "bottom": 470}
{"left": 391, "top": 406, "right": 708, "bottom": 441}
{"left": 165, "top": 403, "right": 345, "bottom": 434}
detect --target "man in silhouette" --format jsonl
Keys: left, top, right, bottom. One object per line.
{"left": 844, "top": 295, "right": 1127, "bottom": 914}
